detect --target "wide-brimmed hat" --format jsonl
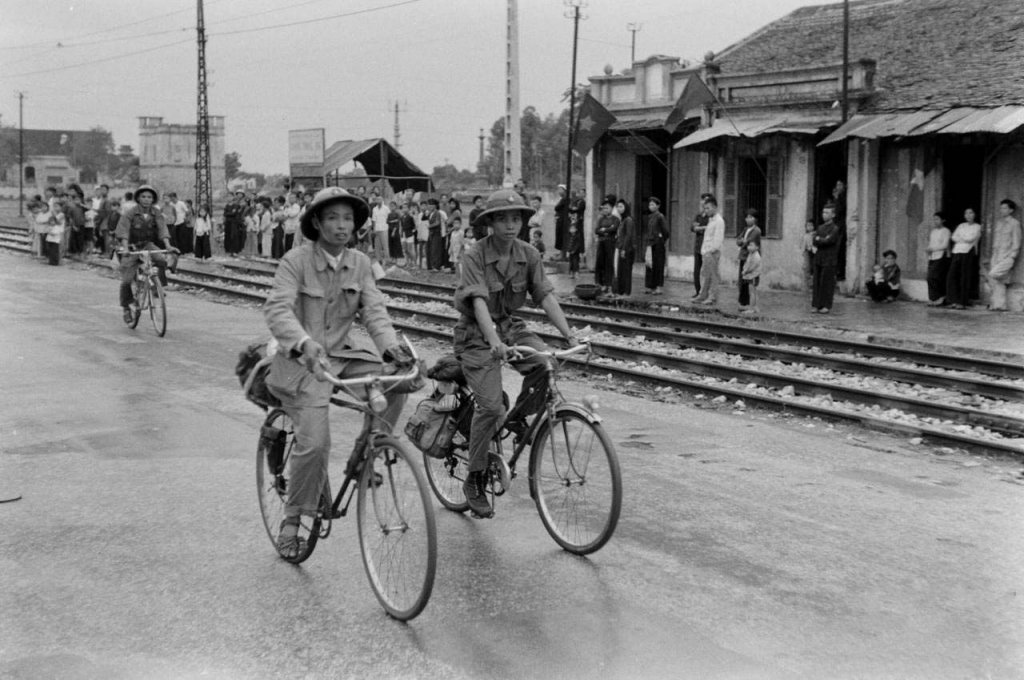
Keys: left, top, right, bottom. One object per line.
{"left": 300, "top": 187, "right": 370, "bottom": 241}
{"left": 135, "top": 184, "right": 158, "bottom": 202}
{"left": 471, "top": 189, "right": 535, "bottom": 227}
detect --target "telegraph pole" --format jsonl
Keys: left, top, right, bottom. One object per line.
{"left": 563, "top": 0, "right": 585, "bottom": 199}
{"left": 478, "top": 128, "right": 485, "bottom": 168}
{"left": 841, "top": 0, "right": 850, "bottom": 122}
{"left": 393, "top": 101, "right": 401, "bottom": 151}
{"left": 195, "top": 0, "right": 212, "bottom": 215}
{"left": 626, "top": 22, "right": 641, "bottom": 65}
{"left": 17, "top": 91, "right": 24, "bottom": 217}
{"left": 503, "top": 0, "right": 522, "bottom": 188}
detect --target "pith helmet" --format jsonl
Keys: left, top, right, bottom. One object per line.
{"left": 135, "top": 184, "right": 159, "bottom": 202}
{"left": 471, "top": 188, "right": 535, "bottom": 227}
{"left": 300, "top": 187, "right": 370, "bottom": 241}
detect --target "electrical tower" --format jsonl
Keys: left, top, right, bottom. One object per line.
{"left": 195, "top": 0, "right": 212, "bottom": 214}
{"left": 503, "top": 0, "right": 521, "bottom": 188}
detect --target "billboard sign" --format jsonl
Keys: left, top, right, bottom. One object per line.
{"left": 288, "top": 128, "right": 325, "bottom": 166}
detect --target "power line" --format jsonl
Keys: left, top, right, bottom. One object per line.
{"left": 2, "top": 38, "right": 193, "bottom": 78}
{"left": 211, "top": 0, "right": 422, "bottom": 37}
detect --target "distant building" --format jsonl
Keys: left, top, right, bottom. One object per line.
{"left": 0, "top": 128, "right": 88, "bottom": 190}
{"left": 138, "top": 116, "right": 226, "bottom": 200}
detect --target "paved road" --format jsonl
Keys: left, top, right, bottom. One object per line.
{"left": 1, "top": 252, "right": 1022, "bottom": 680}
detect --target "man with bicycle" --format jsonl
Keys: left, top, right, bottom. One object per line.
{"left": 455, "top": 189, "right": 576, "bottom": 518}
{"left": 264, "top": 186, "right": 414, "bottom": 558}
{"left": 114, "top": 184, "right": 178, "bottom": 324}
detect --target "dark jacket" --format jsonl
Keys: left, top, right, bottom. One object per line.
{"left": 813, "top": 220, "right": 841, "bottom": 266}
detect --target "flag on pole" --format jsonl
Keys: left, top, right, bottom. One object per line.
{"left": 663, "top": 72, "right": 716, "bottom": 133}
{"left": 572, "top": 93, "right": 617, "bottom": 156}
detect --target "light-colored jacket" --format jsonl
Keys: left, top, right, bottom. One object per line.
{"left": 264, "top": 242, "right": 397, "bottom": 405}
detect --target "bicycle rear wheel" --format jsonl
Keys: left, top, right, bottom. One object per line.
{"left": 357, "top": 436, "right": 436, "bottom": 621}
{"left": 529, "top": 408, "right": 621, "bottom": 555}
{"left": 149, "top": 278, "right": 166, "bottom": 337}
{"left": 128, "top": 277, "right": 145, "bottom": 329}
{"left": 423, "top": 445, "right": 470, "bottom": 512}
{"left": 256, "top": 408, "right": 320, "bottom": 564}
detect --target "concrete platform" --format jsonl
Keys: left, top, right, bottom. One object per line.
{"left": 550, "top": 264, "right": 1024, "bottom": 361}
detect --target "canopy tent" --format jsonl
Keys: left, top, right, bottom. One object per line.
{"left": 319, "top": 138, "right": 431, "bottom": 192}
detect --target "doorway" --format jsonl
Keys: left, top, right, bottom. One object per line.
{"left": 635, "top": 153, "right": 668, "bottom": 220}
{"left": 941, "top": 146, "right": 985, "bottom": 223}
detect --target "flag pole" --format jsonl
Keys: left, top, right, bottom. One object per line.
{"left": 563, "top": 0, "right": 583, "bottom": 198}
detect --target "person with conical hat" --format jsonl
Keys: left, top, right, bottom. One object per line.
{"left": 453, "top": 189, "right": 577, "bottom": 518}
{"left": 263, "top": 186, "right": 416, "bottom": 559}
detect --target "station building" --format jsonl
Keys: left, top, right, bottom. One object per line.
{"left": 138, "top": 116, "right": 226, "bottom": 200}
{"left": 585, "top": 0, "right": 1024, "bottom": 310}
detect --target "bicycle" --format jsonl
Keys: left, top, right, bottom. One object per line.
{"left": 252, "top": 342, "right": 437, "bottom": 621}
{"left": 120, "top": 248, "right": 169, "bottom": 337}
{"left": 421, "top": 343, "right": 622, "bottom": 555}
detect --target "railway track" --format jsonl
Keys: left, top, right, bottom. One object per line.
{"left": 3, "top": 225, "right": 1022, "bottom": 455}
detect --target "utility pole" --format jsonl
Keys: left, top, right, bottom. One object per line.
{"left": 195, "top": 0, "right": 213, "bottom": 215}
{"left": 478, "top": 128, "right": 485, "bottom": 168}
{"left": 626, "top": 22, "right": 641, "bottom": 65}
{"left": 841, "top": 0, "right": 850, "bottom": 122}
{"left": 503, "top": 0, "right": 521, "bottom": 188}
{"left": 563, "top": 0, "right": 586, "bottom": 199}
{"left": 393, "top": 101, "right": 401, "bottom": 151}
{"left": 17, "top": 91, "right": 24, "bottom": 217}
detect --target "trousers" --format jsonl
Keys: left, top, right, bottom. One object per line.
{"left": 454, "top": 317, "right": 549, "bottom": 473}
{"left": 695, "top": 250, "right": 720, "bottom": 302}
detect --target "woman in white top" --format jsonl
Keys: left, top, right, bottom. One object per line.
{"left": 924, "top": 212, "right": 951, "bottom": 306}
{"left": 945, "top": 208, "right": 982, "bottom": 309}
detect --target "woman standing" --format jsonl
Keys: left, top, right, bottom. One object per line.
{"left": 444, "top": 198, "right": 462, "bottom": 270}
{"left": 613, "top": 199, "right": 635, "bottom": 297}
{"left": 426, "top": 198, "right": 445, "bottom": 270}
{"left": 643, "top": 197, "right": 670, "bottom": 294}
{"left": 946, "top": 207, "right": 982, "bottom": 309}
{"left": 924, "top": 212, "right": 951, "bottom": 306}
{"left": 736, "top": 208, "right": 762, "bottom": 308}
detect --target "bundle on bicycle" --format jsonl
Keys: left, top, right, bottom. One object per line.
{"left": 244, "top": 187, "right": 436, "bottom": 621}
{"left": 404, "top": 188, "right": 621, "bottom": 555}
{"left": 113, "top": 184, "right": 179, "bottom": 334}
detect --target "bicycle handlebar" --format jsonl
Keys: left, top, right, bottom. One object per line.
{"left": 508, "top": 342, "right": 591, "bottom": 362}
{"left": 319, "top": 336, "right": 421, "bottom": 390}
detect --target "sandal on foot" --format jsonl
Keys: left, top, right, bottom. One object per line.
{"left": 276, "top": 517, "right": 305, "bottom": 559}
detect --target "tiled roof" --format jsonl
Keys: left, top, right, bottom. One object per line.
{"left": 714, "top": 0, "right": 1024, "bottom": 111}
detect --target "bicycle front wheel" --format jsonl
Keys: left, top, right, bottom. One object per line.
{"left": 529, "top": 408, "right": 621, "bottom": 555}
{"left": 256, "top": 408, "right": 320, "bottom": 564}
{"left": 357, "top": 436, "right": 437, "bottom": 621}
{"left": 149, "top": 278, "right": 166, "bottom": 337}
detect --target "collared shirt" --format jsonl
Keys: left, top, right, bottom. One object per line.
{"left": 372, "top": 203, "right": 390, "bottom": 233}
{"left": 264, "top": 242, "right": 397, "bottom": 358}
{"left": 927, "top": 226, "right": 951, "bottom": 261}
{"left": 115, "top": 205, "right": 169, "bottom": 246}
{"left": 454, "top": 235, "right": 553, "bottom": 321}
{"left": 646, "top": 211, "right": 669, "bottom": 246}
{"left": 283, "top": 203, "right": 301, "bottom": 234}
{"left": 173, "top": 200, "right": 188, "bottom": 226}
{"left": 702, "top": 213, "right": 725, "bottom": 255}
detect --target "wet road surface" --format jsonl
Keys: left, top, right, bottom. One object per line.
{"left": 1, "top": 252, "right": 1022, "bottom": 680}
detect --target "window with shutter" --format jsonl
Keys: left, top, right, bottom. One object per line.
{"left": 765, "top": 156, "right": 783, "bottom": 238}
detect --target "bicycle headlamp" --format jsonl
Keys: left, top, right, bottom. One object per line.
{"left": 582, "top": 395, "right": 600, "bottom": 412}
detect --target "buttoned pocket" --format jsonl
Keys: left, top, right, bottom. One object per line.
{"left": 508, "top": 279, "right": 528, "bottom": 308}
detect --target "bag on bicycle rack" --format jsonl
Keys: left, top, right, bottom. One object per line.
{"left": 404, "top": 392, "right": 459, "bottom": 459}
{"left": 236, "top": 340, "right": 282, "bottom": 410}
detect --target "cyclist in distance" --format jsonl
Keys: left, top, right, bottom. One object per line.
{"left": 114, "top": 184, "right": 178, "bottom": 323}
{"left": 264, "top": 187, "right": 415, "bottom": 558}
{"left": 454, "top": 188, "right": 576, "bottom": 518}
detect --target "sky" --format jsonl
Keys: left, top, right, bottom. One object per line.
{"left": 0, "top": 0, "right": 841, "bottom": 176}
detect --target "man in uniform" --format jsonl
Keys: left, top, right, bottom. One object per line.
{"left": 454, "top": 189, "right": 576, "bottom": 518}
{"left": 114, "top": 185, "right": 178, "bottom": 323}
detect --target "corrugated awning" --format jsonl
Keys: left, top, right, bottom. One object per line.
{"left": 674, "top": 117, "right": 835, "bottom": 149}
{"left": 608, "top": 118, "right": 665, "bottom": 132}
{"left": 818, "top": 106, "right": 1024, "bottom": 145}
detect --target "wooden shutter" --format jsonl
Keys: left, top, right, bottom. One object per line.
{"left": 723, "top": 154, "right": 737, "bottom": 236}
{"left": 765, "top": 156, "right": 783, "bottom": 238}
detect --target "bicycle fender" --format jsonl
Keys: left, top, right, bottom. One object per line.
{"left": 534, "top": 402, "right": 602, "bottom": 431}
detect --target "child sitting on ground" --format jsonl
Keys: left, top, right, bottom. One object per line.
{"left": 866, "top": 249, "right": 901, "bottom": 302}
{"left": 740, "top": 241, "right": 762, "bottom": 314}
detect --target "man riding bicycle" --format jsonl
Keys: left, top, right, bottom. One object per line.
{"left": 264, "top": 186, "right": 414, "bottom": 558}
{"left": 454, "top": 189, "right": 576, "bottom": 518}
{"left": 114, "top": 184, "right": 178, "bottom": 323}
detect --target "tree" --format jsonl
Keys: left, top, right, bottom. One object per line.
{"left": 71, "top": 126, "right": 115, "bottom": 184}
{"left": 224, "top": 151, "right": 241, "bottom": 180}
{"left": 480, "top": 105, "right": 581, "bottom": 190}
{"left": 430, "top": 163, "right": 479, "bottom": 193}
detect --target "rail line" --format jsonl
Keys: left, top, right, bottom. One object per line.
{"left": 3, "top": 227, "right": 1022, "bottom": 455}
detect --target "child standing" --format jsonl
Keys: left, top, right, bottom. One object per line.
{"left": 37, "top": 201, "right": 65, "bottom": 266}
{"left": 740, "top": 241, "right": 762, "bottom": 314}
{"left": 567, "top": 220, "right": 583, "bottom": 279}
{"left": 799, "top": 219, "right": 816, "bottom": 295}
{"left": 448, "top": 216, "right": 466, "bottom": 276}
{"left": 530, "top": 228, "right": 546, "bottom": 258}
{"left": 194, "top": 205, "right": 212, "bottom": 261}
